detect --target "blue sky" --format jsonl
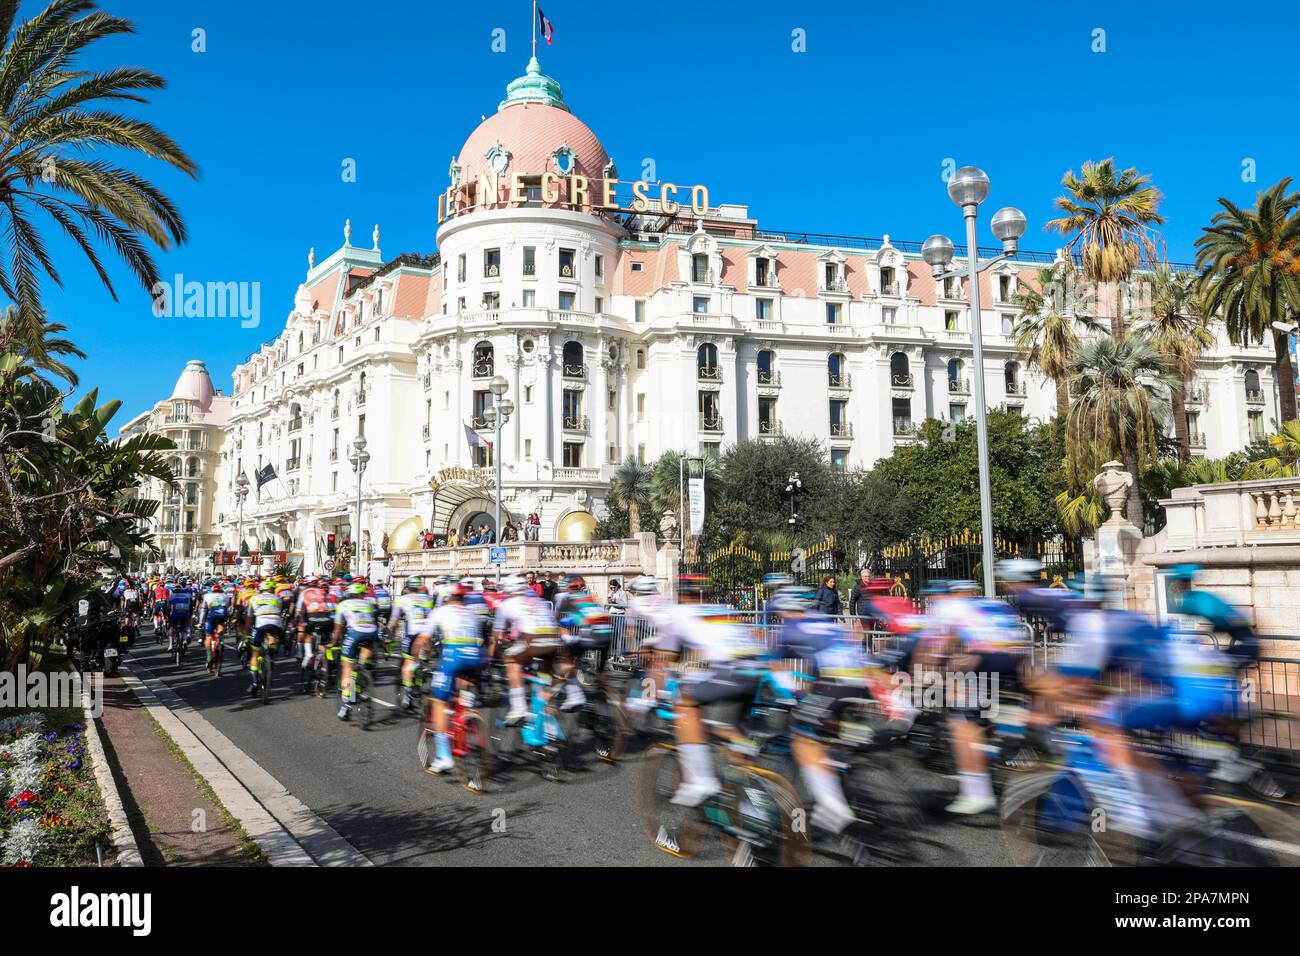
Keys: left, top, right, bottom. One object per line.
{"left": 32, "top": 0, "right": 1300, "bottom": 422}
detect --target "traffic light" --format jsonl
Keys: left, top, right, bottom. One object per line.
{"left": 326, "top": 533, "right": 336, "bottom": 556}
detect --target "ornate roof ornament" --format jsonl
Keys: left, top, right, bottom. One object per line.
{"left": 499, "top": 56, "right": 568, "bottom": 112}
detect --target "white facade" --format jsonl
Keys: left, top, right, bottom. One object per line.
{"left": 208, "top": 59, "right": 1280, "bottom": 574}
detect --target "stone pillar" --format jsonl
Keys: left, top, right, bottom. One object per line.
{"left": 1090, "top": 460, "right": 1145, "bottom": 608}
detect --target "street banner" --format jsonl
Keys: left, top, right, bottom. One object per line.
{"left": 688, "top": 476, "right": 705, "bottom": 535}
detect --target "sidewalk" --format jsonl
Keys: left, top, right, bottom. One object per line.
{"left": 95, "top": 677, "right": 263, "bottom": 866}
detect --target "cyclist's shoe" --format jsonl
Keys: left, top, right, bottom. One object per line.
{"left": 671, "top": 779, "right": 721, "bottom": 807}
{"left": 401, "top": 690, "right": 417, "bottom": 711}
{"left": 945, "top": 794, "right": 996, "bottom": 816}
{"left": 428, "top": 755, "right": 454, "bottom": 774}
{"left": 811, "top": 799, "right": 856, "bottom": 836}
{"left": 337, "top": 703, "right": 351, "bottom": 721}
{"left": 1248, "top": 769, "right": 1288, "bottom": 801}
{"left": 246, "top": 682, "right": 259, "bottom": 698}
{"left": 505, "top": 705, "right": 529, "bottom": 725}
{"left": 1002, "top": 745, "right": 1042, "bottom": 771}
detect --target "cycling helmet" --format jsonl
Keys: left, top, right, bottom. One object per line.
{"left": 449, "top": 583, "right": 471, "bottom": 600}
{"left": 481, "top": 579, "right": 499, "bottom": 593}
{"left": 566, "top": 574, "right": 586, "bottom": 591}
{"left": 763, "top": 572, "right": 795, "bottom": 590}
{"left": 770, "top": 586, "right": 816, "bottom": 613}
{"left": 259, "top": 581, "right": 275, "bottom": 593}
{"left": 212, "top": 584, "right": 222, "bottom": 593}
{"left": 341, "top": 573, "right": 353, "bottom": 582}
{"left": 404, "top": 575, "right": 424, "bottom": 592}
{"left": 627, "top": 575, "right": 660, "bottom": 596}
{"left": 346, "top": 582, "right": 367, "bottom": 597}
{"left": 502, "top": 573, "right": 529, "bottom": 596}
{"left": 995, "top": 558, "right": 1042, "bottom": 584}
{"left": 1167, "top": 563, "right": 1201, "bottom": 583}
{"left": 948, "top": 580, "right": 981, "bottom": 595}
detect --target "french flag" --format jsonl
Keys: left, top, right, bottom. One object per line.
{"left": 537, "top": 6, "right": 554, "bottom": 45}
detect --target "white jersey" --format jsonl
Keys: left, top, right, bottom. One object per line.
{"left": 651, "top": 604, "right": 760, "bottom": 664}
{"left": 427, "top": 603, "right": 484, "bottom": 646}
{"left": 491, "top": 594, "right": 558, "bottom": 639}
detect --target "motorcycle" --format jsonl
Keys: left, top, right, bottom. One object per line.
{"left": 66, "top": 600, "right": 136, "bottom": 678}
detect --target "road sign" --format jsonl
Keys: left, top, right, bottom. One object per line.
{"left": 489, "top": 546, "right": 507, "bottom": 565}
{"left": 324, "top": 559, "right": 336, "bottom": 572}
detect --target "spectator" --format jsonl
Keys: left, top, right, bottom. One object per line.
{"left": 448, "top": 529, "right": 460, "bottom": 548}
{"left": 816, "top": 574, "right": 842, "bottom": 616}
{"left": 526, "top": 512, "right": 540, "bottom": 540}
{"left": 539, "top": 571, "right": 558, "bottom": 604}
{"left": 847, "top": 569, "right": 876, "bottom": 619}
{"left": 606, "top": 578, "right": 627, "bottom": 614}
{"left": 526, "top": 570, "right": 542, "bottom": 598}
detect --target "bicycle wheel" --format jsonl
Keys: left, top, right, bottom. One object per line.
{"left": 637, "top": 743, "right": 709, "bottom": 860}
{"left": 587, "top": 690, "right": 629, "bottom": 763}
{"left": 360, "top": 667, "right": 374, "bottom": 728}
{"left": 999, "top": 768, "right": 1137, "bottom": 866}
{"left": 717, "top": 766, "right": 811, "bottom": 867}
{"left": 260, "top": 653, "right": 273, "bottom": 704}
{"left": 1155, "top": 795, "right": 1300, "bottom": 866}
{"left": 455, "top": 711, "right": 492, "bottom": 795}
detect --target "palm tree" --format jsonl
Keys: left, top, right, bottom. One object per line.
{"left": 1134, "top": 266, "right": 1214, "bottom": 461}
{"left": 608, "top": 456, "right": 652, "bottom": 534}
{"left": 1243, "top": 420, "right": 1300, "bottom": 479}
{"left": 1195, "top": 178, "right": 1300, "bottom": 424}
{"left": 1065, "top": 334, "right": 1177, "bottom": 527}
{"left": 1046, "top": 158, "right": 1165, "bottom": 337}
{"left": 1010, "top": 262, "right": 1098, "bottom": 415}
{"left": 0, "top": 0, "right": 198, "bottom": 315}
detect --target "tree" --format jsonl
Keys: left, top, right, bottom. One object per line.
{"left": 1243, "top": 420, "right": 1300, "bottom": 479}
{"left": 874, "top": 411, "right": 1067, "bottom": 543}
{"left": 0, "top": 0, "right": 198, "bottom": 316}
{"left": 1064, "top": 333, "right": 1177, "bottom": 527}
{"left": 1134, "top": 266, "right": 1214, "bottom": 461}
{"left": 1195, "top": 178, "right": 1300, "bottom": 424}
{"left": 1010, "top": 262, "right": 1098, "bottom": 415}
{"left": 1046, "top": 158, "right": 1165, "bottom": 338}
{"left": 607, "top": 456, "right": 651, "bottom": 534}
{"left": 802, "top": 468, "right": 917, "bottom": 569}
{"left": 712, "top": 436, "right": 831, "bottom": 550}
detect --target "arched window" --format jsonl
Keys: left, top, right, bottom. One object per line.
{"left": 473, "top": 341, "right": 494, "bottom": 378}
{"left": 1245, "top": 369, "right": 1261, "bottom": 392}
{"left": 331, "top": 388, "right": 340, "bottom": 417}
{"left": 171, "top": 457, "right": 182, "bottom": 476}
{"left": 692, "top": 253, "right": 709, "bottom": 284}
{"left": 890, "top": 352, "right": 911, "bottom": 386}
{"left": 636, "top": 349, "right": 646, "bottom": 370}
{"left": 1005, "top": 361, "right": 1020, "bottom": 392}
{"left": 186, "top": 456, "right": 198, "bottom": 478}
{"left": 947, "top": 358, "right": 963, "bottom": 384}
{"left": 757, "top": 349, "right": 775, "bottom": 385}
{"left": 828, "top": 352, "right": 846, "bottom": 387}
{"left": 563, "top": 341, "right": 584, "bottom": 378}
{"left": 697, "top": 343, "right": 718, "bottom": 376}
{"left": 297, "top": 331, "right": 303, "bottom": 353}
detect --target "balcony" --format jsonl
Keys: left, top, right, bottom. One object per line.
{"left": 891, "top": 373, "right": 914, "bottom": 388}
{"left": 753, "top": 273, "right": 777, "bottom": 289}
{"left": 558, "top": 262, "right": 576, "bottom": 279}
{"left": 757, "top": 370, "right": 780, "bottom": 387}
{"left": 329, "top": 449, "right": 339, "bottom": 462}
{"left": 758, "top": 419, "right": 782, "bottom": 436}
{"left": 522, "top": 262, "right": 536, "bottom": 276}
{"left": 484, "top": 263, "right": 501, "bottom": 278}
{"left": 563, "top": 363, "right": 586, "bottom": 380}
{"left": 1246, "top": 388, "right": 1265, "bottom": 405}
{"left": 941, "top": 284, "right": 962, "bottom": 300}
{"left": 356, "top": 390, "right": 366, "bottom": 406}
{"left": 697, "top": 365, "right": 722, "bottom": 383}
{"left": 1183, "top": 383, "right": 1207, "bottom": 405}
{"left": 1006, "top": 381, "right": 1027, "bottom": 397}
{"left": 893, "top": 419, "right": 916, "bottom": 437}
{"left": 472, "top": 360, "right": 494, "bottom": 379}
{"left": 471, "top": 416, "right": 491, "bottom": 430}
{"left": 879, "top": 282, "right": 900, "bottom": 297}
{"left": 422, "top": 423, "right": 431, "bottom": 440}
{"left": 1189, "top": 433, "right": 1207, "bottom": 450}
{"left": 828, "top": 372, "right": 852, "bottom": 389}
{"left": 698, "top": 414, "right": 724, "bottom": 433}
{"left": 286, "top": 457, "right": 300, "bottom": 472}
{"left": 563, "top": 415, "right": 590, "bottom": 433}
{"left": 948, "top": 378, "right": 970, "bottom": 395}
{"left": 829, "top": 421, "right": 854, "bottom": 439}
{"left": 822, "top": 278, "right": 849, "bottom": 294}
{"left": 288, "top": 417, "right": 302, "bottom": 433}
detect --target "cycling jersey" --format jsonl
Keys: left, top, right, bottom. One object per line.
{"left": 296, "top": 587, "right": 334, "bottom": 630}
{"left": 248, "top": 593, "right": 284, "bottom": 630}
{"left": 390, "top": 592, "right": 434, "bottom": 635}
{"left": 429, "top": 603, "right": 484, "bottom": 647}
{"left": 168, "top": 590, "right": 193, "bottom": 620}
{"left": 335, "top": 596, "right": 378, "bottom": 634}
{"left": 372, "top": 585, "right": 393, "bottom": 615}
{"left": 122, "top": 588, "right": 140, "bottom": 606}
{"left": 202, "top": 592, "right": 231, "bottom": 617}
{"left": 492, "top": 594, "right": 559, "bottom": 639}
{"left": 933, "top": 597, "right": 1029, "bottom": 654}
{"left": 776, "top": 614, "right": 869, "bottom": 682}
{"left": 650, "top": 604, "right": 761, "bottom": 663}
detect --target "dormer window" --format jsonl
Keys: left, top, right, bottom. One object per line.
{"left": 755, "top": 257, "right": 770, "bottom": 287}
{"left": 998, "top": 274, "right": 1012, "bottom": 301}
{"left": 880, "top": 267, "right": 898, "bottom": 296}
{"left": 824, "top": 263, "right": 839, "bottom": 288}
{"left": 552, "top": 143, "right": 576, "bottom": 176}
{"left": 692, "top": 254, "right": 709, "bottom": 283}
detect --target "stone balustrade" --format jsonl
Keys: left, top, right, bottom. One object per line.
{"left": 1161, "top": 476, "right": 1300, "bottom": 549}
{"left": 388, "top": 533, "right": 659, "bottom": 590}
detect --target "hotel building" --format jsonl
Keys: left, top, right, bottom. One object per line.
{"left": 211, "top": 57, "right": 1280, "bottom": 574}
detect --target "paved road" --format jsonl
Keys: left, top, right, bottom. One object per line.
{"left": 124, "top": 627, "right": 1013, "bottom": 866}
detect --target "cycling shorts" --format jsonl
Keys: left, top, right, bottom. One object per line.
{"left": 678, "top": 662, "right": 767, "bottom": 728}
{"left": 792, "top": 680, "right": 873, "bottom": 741}
{"left": 341, "top": 628, "right": 378, "bottom": 661}
{"left": 169, "top": 611, "right": 192, "bottom": 631}
{"left": 431, "top": 645, "right": 485, "bottom": 701}
{"left": 251, "top": 623, "right": 282, "bottom": 648}
{"left": 203, "top": 611, "right": 228, "bottom": 635}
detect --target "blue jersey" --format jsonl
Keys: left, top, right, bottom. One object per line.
{"left": 168, "top": 590, "right": 193, "bottom": 617}
{"left": 776, "top": 614, "right": 869, "bottom": 682}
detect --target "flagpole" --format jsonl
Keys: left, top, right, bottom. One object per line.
{"left": 532, "top": 0, "right": 537, "bottom": 58}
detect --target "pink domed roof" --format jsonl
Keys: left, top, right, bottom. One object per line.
{"left": 455, "top": 59, "right": 610, "bottom": 187}
{"left": 170, "top": 359, "right": 215, "bottom": 411}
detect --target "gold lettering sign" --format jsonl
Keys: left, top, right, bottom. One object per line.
{"left": 660, "top": 182, "right": 680, "bottom": 214}
{"left": 437, "top": 174, "right": 712, "bottom": 222}
{"left": 542, "top": 171, "right": 561, "bottom": 204}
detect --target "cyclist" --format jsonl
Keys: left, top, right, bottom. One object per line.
{"left": 200, "top": 583, "right": 232, "bottom": 667}
{"left": 295, "top": 577, "right": 335, "bottom": 693}
{"left": 245, "top": 582, "right": 284, "bottom": 696}
{"left": 373, "top": 578, "right": 393, "bottom": 644}
{"left": 390, "top": 577, "right": 435, "bottom": 709}
{"left": 491, "top": 573, "right": 564, "bottom": 725}
{"left": 554, "top": 574, "right": 612, "bottom": 712}
{"left": 166, "top": 582, "right": 195, "bottom": 652}
{"left": 334, "top": 582, "right": 379, "bottom": 721}
{"left": 121, "top": 579, "right": 142, "bottom": 629}
{"left": 423, "top": 583, "right": 488, "bottom": 774}
{"left": 151, "top": 580, "right": 170, "bottom": 634}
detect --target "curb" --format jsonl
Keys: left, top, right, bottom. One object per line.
{"left": 118, "top": 661, "right": 371, "bottom": 867}
{"left": 81, "top": 676, "right": 144, "bottom": 867}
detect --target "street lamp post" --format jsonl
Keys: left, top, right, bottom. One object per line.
{"left": 785, "top": 471, "right": 803, "bottom": 530}
{"left": 234, "top": 473, "right": 250, "bottom": 570}
{"left": 922, "top": 166, "right": 1026, "bottom": 596}
{"left": 348, "top": 435, "right": 371, "bottom": 575}
{"left": 484, "top": 375, "right": 513, "bottom": 578}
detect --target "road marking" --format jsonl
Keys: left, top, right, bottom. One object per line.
{"left": 121, "top": 659, "right": 373, "bottom": 867}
